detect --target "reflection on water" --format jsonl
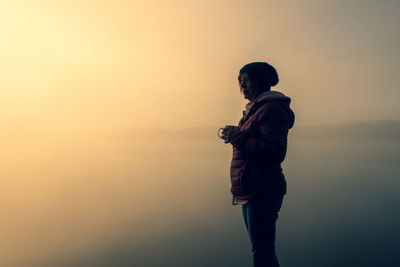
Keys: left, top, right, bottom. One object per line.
{"left": 1, "top": 125, "right": 400, "bottom": 267}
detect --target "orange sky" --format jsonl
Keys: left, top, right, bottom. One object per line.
{"left": 1, "top": 0, "right": 399, "bottom": 133}
{"left": 1, "top": 1, "right": 399, "bottom": 265}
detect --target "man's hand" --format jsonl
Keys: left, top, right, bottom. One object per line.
{"left": 221, "top": 126, "right": 240, "bottom": 143}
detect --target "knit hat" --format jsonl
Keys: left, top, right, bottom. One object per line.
{"left": 239, "top": 62, "right": 279, "bottom": 87}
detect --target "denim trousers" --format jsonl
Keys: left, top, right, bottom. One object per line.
{"left": 241, "top": 194, "right": 284, "bottom": 267}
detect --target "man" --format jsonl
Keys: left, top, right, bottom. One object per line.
{"left": 221, "top": 62, "right": 295, "bottom": 267}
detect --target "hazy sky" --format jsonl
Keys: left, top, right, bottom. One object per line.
{"left": 1, "top": 0, "right": 399, "bottom": 132}
{"left": 1, "top": 2, "right": 399, "bottom": 266}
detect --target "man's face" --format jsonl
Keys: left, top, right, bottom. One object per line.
{"left": 238, "top": 72, "right": 257, "bottom": 101}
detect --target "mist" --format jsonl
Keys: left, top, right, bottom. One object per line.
{"left": 1, "top": 1, "right": 399, "bottom": 266}
{"left": 1, "top": 121, "right": 399, "bottom": 267}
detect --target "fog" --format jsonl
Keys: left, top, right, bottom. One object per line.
{"left": 2, "top": 121, "right": 399, "bottom": 267}
{"left": 1, "top": 1, "right": 399, "bottom": 266}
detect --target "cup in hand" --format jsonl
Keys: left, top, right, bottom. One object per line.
{"left": 218, "top": 125, "right": 237, "bottom": 143}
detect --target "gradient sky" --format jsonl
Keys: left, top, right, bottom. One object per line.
{"left": 1, "top": 2, "right": 399, "bottom": 266}
{"left": 1, "top": 0, "right": 399, "bottom": 132}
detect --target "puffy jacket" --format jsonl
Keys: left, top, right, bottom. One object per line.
{"left": 229, "top": 90, "right": 295, "bottom": 200}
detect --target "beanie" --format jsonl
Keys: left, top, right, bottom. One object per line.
{"left": 239, "top": 62, "right": 279, "bottom": 87}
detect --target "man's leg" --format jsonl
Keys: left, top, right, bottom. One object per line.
{"left": 241, "top": 195, "right": 284, "bottom": 267}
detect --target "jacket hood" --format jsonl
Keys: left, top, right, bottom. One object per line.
{"left": 255, "top": 90, "right": 295, "bottom": 129}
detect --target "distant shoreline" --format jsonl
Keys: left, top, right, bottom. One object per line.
{"left": 123, "top": 120, "right": 400, "bottom": 141}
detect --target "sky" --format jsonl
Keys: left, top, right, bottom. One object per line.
{"left": 1, "top": 1, "right": 400, "bottom": 266}
{"left": 1, "top": 0, "right": 399, "bottom": 133}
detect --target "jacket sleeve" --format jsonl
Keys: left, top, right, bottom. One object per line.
{"left": 230, "top": 103, "right": 289, "bottom": 164}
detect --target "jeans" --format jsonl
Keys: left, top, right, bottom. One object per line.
{"left": 241, "top": 195, "right": 284, "bottom": 267}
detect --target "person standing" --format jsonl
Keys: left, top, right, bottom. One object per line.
{"left": 220, "top": 62, "right": 295, "bottom": 267}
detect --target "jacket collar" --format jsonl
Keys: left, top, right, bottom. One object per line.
{"left": 245, "top": 90, "right": 287, "bottom": 114}
{"left": 254, "top": 90, "right": 287, "bottom": 103}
